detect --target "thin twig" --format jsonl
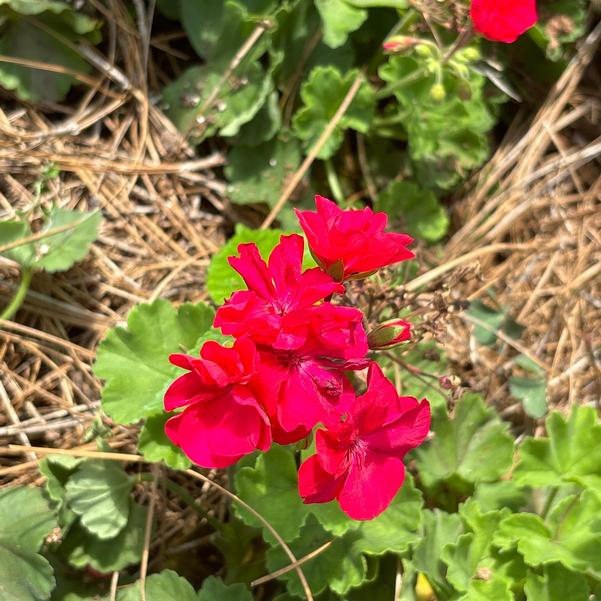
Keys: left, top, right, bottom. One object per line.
{"left": 261, "top": 72, "right": 365, "bottom": 229}
{"left": 140, "top": 464, "right": 159, "bottom": 601}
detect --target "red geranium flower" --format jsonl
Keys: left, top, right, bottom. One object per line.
{"left": 470, "top": 0, "right": 537, "bottom": 43}
{"left": 298, "top": 362, "right": 430, "bottom": 520}
{"left": 214, "top": 234, "right": 343, "bottom": 349}
{"left": 295, "top": 195, "right": 414, "bottom": 281}
{"left": 164, "top": 339, "right": 271, "bottom": 468}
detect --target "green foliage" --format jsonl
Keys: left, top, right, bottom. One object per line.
{"left": 494, "top": 491, "right": 601, "bottom": 577}
{"left": 225, "top": 133, "right": 301, "bottom": 208}
{"left": 0, "top": 487, "right": 58, "bottom": 601}
{"left": 293, "top": 66, "right": 375, "bottom": 159}
{"left": 138, "top": 413, "right": 191, "bottom": 470}
{"left": 0, "top": 1, "right": 100, "bottom": 102}
{"left": 524, "top": 564, "right": 589, "bottom": 601}
{"left": 64, "top": 461, "right": 132, "bottom": 540}
{"left": 375, "top": 180, "right": 449, "bottom": 243}
{"left": 94, "top": 299, "right": 214, "bottom": 424}
{"left": 514, "top": 405, "right": 601, "bottom": 495}
{"left": 0, "top": 208, "right": 101, "bottom": 272}
{"left": 314, "top": 0, "right": 367, "bottom": 49}
{"left": 465, "top": 299, "right": 524, "bottom": 347}
{"left": 197, "top": 576, "right": 254, "bottom": 601}
{"left": 414, "top": 393, "right": 514, "bottom": 496}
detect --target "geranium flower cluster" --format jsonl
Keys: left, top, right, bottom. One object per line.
{"left": 164, "top": 196, "right": 431, "bottom": 520}
{"left": 471, "top": 0, "right": 537, "bottom": 43}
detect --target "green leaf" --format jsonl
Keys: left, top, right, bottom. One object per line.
{"left": 266, "top": 514, "right": 365, "bottom": 598}
{"left": 197, "top": 575, "right": 253, "bottom": 601}
{"left": 524, "top": 563, "right": 589, "bottom": 601}
{"left": 494, "top": 491, "right": 601, "bottom": 577}
{"left": 293, "top": 66, "right": 376, "bottom": 160}
{"left": 509, "top": 376, "right": 547, "bottom": 419}
{"left": 163, "top": 61, "right": 272, "bottom": 142}
{"left": 375, "top": 180, "right": 449, "bottom": 243}
{"left": 442, "top": 502, "right": 510, "bottom": 592}
{"left": 225, "top": 133, "right": 301, "bottom": 208}
{"left": 113, "top": 570, "right": 197, "bottom": 601}
{"left": 179, "top": 0, "right": 272, "bottom": 67}
{"left": 472, "top": 480, "right": 529, "bottom": 513}
{"left": 0, "top": 7, "right": 98, "bottom": 102}
{"left": 0, "top": 542, "right": 55, "bottom": 601}
{"left": 414, "top": 393, "right": 514, "bottom": 492}
{"left": 0, "top": 486, "right": 58, "bottom": 551}
{"left": 0, "top": 219, "right": 36, "bottom": 265}
{"left": 138, "top": 413, "right": 191, "bottom": 469}
{"left": 64, "top": 461, "right": 132, "bottom": 539}
{"left": 314, "top": 0, "right": 367, "bottom": 48}
{"left": 0, "top": 209, "right": 100, "bottom": 272}
{"left": 270, "top": 0, "right": 354, "bottom": 90}
{"left": 236, "top": 90, "right": 281, "bottom": 146}
{"left": 60, "top": 503, "right": 147, "bottom": 573}
{"left": 457, "top": 578, "right": 512, "bottom": 601}
{"left": 206, "top": 224, "right": 284, "bottom": 303}
{"left": 514, "top": 406, "right": 601, "bottom": 496}
{"left": 94, "top": 299, "right": 214, "bottom": 424}
{"left": 34, "top": 209, "right": 101, "bottom": 273}
{"left": 0, "top": 486, "right": 58, "bottom": 601}
{"left": 465, "top": 300, "right": 524, "bottom": 347}
{"left": 413, "top": 510, "right": 463, "bottom": 598}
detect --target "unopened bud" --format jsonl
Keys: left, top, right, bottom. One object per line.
{"left": 383, "top": 35, "right": 421, "bottom": 53}
{"left": 415, "top": 43, "right": 434, "bottom": 58}
{"left": 439, "top": 375, "right": 461, "bottom": 390}
{"left": 430, "top": 83, "right": 446, "bottom": 101}
{"left": 367, "top": 319, "right": 411, "bottom": 350}
{"left": 460, "top": 47, "right": 481, "bottom": 62}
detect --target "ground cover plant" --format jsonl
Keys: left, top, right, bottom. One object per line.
{"left": 0, "top": 1, "right": 600, "bottom": 600}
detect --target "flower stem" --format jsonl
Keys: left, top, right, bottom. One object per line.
{"left": 324, "top": 158, "right": 345, "bottom": 204}
{"left": 375, "top": 67, "right": 427, "bottom": 99}
{"left": 1, "top": 267, "right": 33, "bottom": 321}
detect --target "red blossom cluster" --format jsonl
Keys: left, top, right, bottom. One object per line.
{"left": 164, "top": 196, "right": 431, "bottom": 520}
{"left": 471, "top": 0, "right": 538, "bottom": 43}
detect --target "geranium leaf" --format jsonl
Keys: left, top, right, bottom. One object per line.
{"left": 293, "top": 66, "right": 376, "bottom": 160}
{"left": 493, "top": 491, "right": 601, "bottom": 577}
{"left": 0, "top": 219, "right": 36, "bottom": 266}
{"left": 375, "top": 180, "right": 449, "bottom": 243}
{"left": 509, "top": 375, "right": 547, "bottom": 418}
{"left": 524, "top": 563, "right": 589, "bottom": 601}
{"left": 94, "top": 299, "right": 214, "bottom": 424}
{"left": 0, "top": 487, "right": 58, "bottom": 601}
{"left": 197, "top": 575, "right": 254, "bottom": 601}
{"left": 0, "top": 542, "right": 55, "bottom": 601}
{"left": 64, "top": 461, "right": 132, "bottom": 539}
{"left": 226, "top": 133, "right": 301, "bottom": 209}
{"left": 513, "top": 405, "right": 601, "bottom": 495}
{"left": 314, "top": 0, "right": 367, "bottom": 48}
{"left": 163, "top": 62, "right": 272, "bottom": 142}
{"left": 33, "top": 208, "right": 101, "bottom": 273}
{"left": 60, "top": 503, "right": 147, "bottom": 573}
{"left": 112, "top": 570, "right": 197, "bottom": 601}
{"left": 472, "top": 480, "right": 529, "bottom": 513}
{"left": 413, "top": 510, "right": 463, "bottom": 598}
{"left": 465, "top": 300, "right": 524, "bottom": 347}
{"left": 0, "top": 4, "right": 99, "bottom": 102}
{"left": 414, "top": 393, "right": 514, "bottom": 492}
{"left": 236, "top": 90, "right": 282, "bottom": 146}
{"left": 206, "top": 225, "right": 285, "bottom": 304}
{"left": 138, "top": 413, "right": 191, "bottom": 470}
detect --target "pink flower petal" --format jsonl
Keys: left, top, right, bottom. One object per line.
{"left": 337, "top": 451, "right": 405, "bottom": 520}
{"left": 298, "top": 454, "right": 345, "bottom": 504}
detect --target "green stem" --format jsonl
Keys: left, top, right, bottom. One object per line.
{"left": 1, "top": 267, "right": 33, "bottom": 321}
{"left": 346, "top": 0, "right": 408, "bottom": 8}
{"left": 137, "top": 472, "right": 224, "bottom": 531}
{"left": 324, "top": 159, "right": 345, "bottom": 204}
{"left": 541, "top": 487, "right": 558, "bottom": 520}
{"left": 375, "top": 67, "right": 427, "bottom": 99}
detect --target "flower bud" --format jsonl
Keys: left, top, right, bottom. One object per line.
{"left": 429, "top": 83, "right": 446, "bottom": 102}
{"left": 367, "top": 319, "right": 411, "bottom": 350}
{"left": 459, "top": 47, "right": 481, "bottom": 62}
{"left": 383, "top": 35, "right": 421, "bottom": 53}
{"left": 415, "top": 43, "right": 434, "bottom": 58}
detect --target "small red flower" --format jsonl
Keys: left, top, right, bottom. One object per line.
{"left": 298, "top": 363, "right": 430, "bottom": 520}
{"left": 164, "top": 339, "right": 271, "bottom": 468}
{"left": 214, "top": 234, "right": 343, "bottom": 349}
{"left": 470, "top": 0, "right": 537, "bottom": 43}
{"left": 367, "top": 319, "right": 411, "bottom": 350}
{"left": 296, "top": 196, "right": 414, "bottom": 281}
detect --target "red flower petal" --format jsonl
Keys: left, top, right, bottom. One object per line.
{"left": 470, "top": 0, "right": 537, "bottom": 43}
